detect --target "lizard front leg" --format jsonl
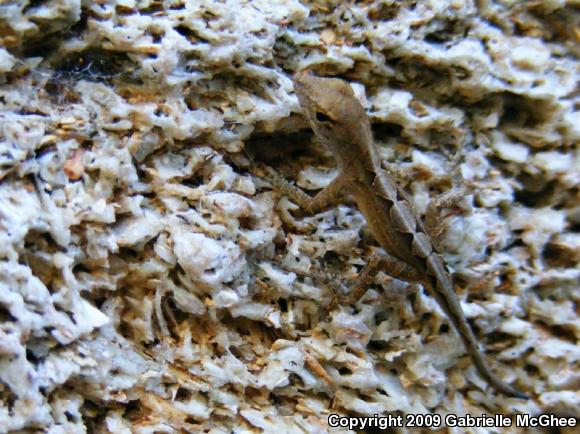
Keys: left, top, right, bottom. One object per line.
{"left": 259, "top": 165, "right": 348, "bottom": 214}
{"left": 262, "top": 168, "right": 425, "bottom": 306}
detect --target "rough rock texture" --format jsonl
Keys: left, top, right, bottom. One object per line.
{"left": 0, "top": 0, "right": 578, "bottom": 432}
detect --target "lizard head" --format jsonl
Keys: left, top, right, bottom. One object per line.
{"left": 293, "top": 70, "right": 374, "bottom": 168}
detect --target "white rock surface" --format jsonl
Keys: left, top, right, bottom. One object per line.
{"left": 0, "top": 0, "right": 578, "bottom": 432}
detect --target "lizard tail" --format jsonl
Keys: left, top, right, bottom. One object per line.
{"left": 455, "top": 315, "right": 529, "bottom": 400}
{"left": 423, "top": 277, "right": 529, "bottom": 400}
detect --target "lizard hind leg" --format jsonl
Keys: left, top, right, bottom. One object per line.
{"left": 342, "top": 252, "right": 530, "bottom": 399}
{"left": 338, "top": 250, "right": 424, "bottom": 305}
{"left": 424, "top": 189, "right": 471, "bottom": 251}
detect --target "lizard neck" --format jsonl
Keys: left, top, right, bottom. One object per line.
{"left": 334, "top": 131, "right": 382, "bottom": 182}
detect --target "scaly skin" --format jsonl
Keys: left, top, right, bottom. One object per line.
{"left": 290, "top": 70, "right": 527, "bottom": 399}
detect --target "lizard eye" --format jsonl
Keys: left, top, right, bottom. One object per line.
{"left": 315, "top": 111, "right": 332, "bottom": 123}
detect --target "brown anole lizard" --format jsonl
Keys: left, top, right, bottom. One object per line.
{"left": 271, "top": 70, "right": 527, "bottom": 399}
